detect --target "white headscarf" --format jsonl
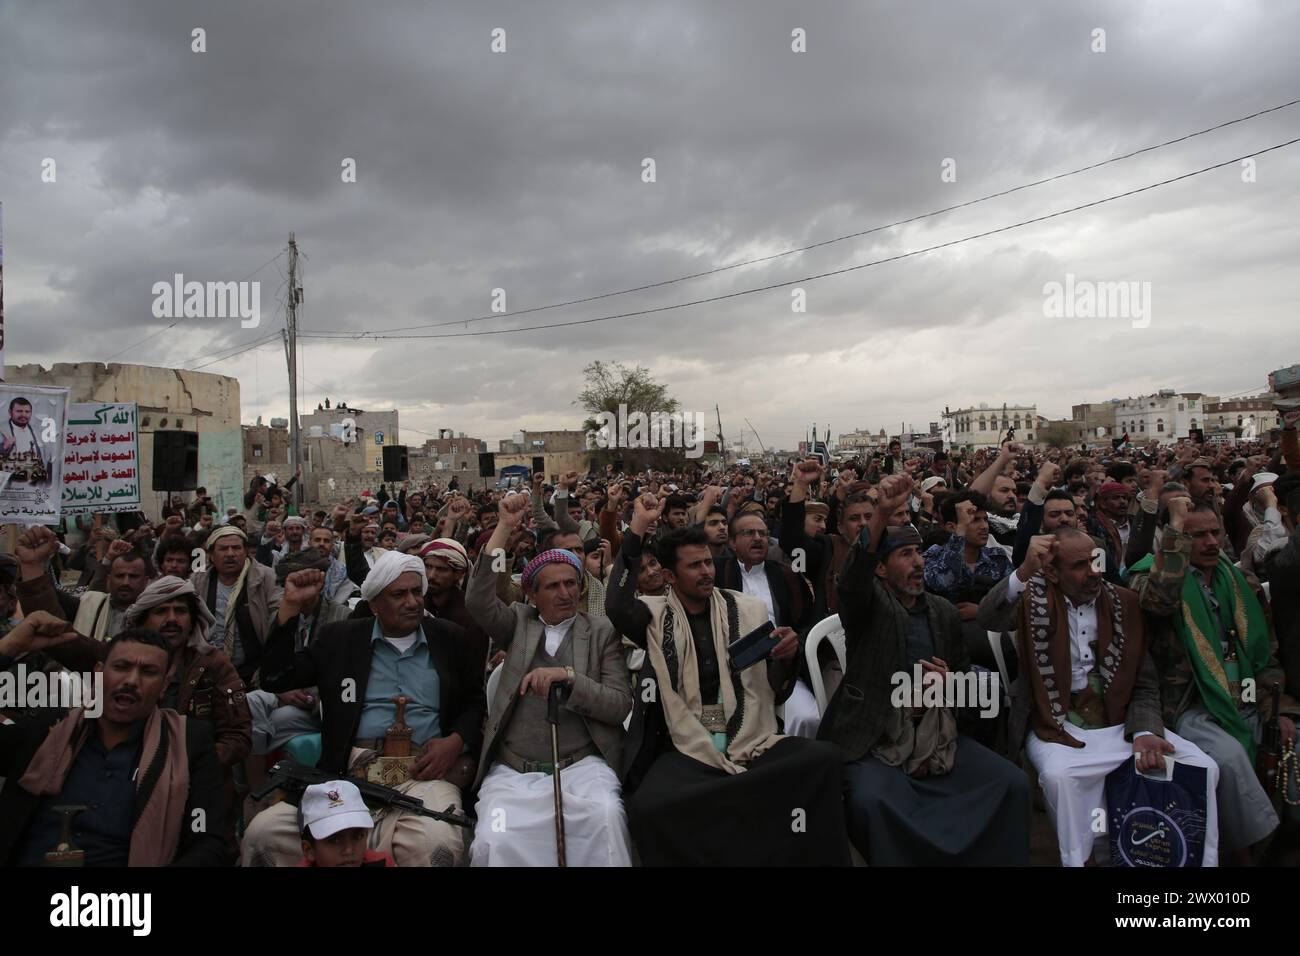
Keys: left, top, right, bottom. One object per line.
{"left": 360, "top": 551, "right": 427, "bottom": 602}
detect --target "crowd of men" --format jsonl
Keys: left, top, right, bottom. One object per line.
{"left": 1, "top": 416, "right": 1298, "bottom": 867}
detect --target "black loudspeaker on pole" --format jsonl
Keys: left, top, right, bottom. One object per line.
{"left": 478, "top": 452, "right": 496, "bottom": 478}
{"left": 382, "top": 445, "right": 409, "bottom": 482}
{"left": 152, "top": 431, "right": 199, "bottom": 492}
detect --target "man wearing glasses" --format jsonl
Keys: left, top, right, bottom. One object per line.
{"left": 713, "top": 511, "right": 815, "bottom": 734}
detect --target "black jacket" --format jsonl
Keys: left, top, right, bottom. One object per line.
{"left": 712, "top": 555, "right": 811, "bottom": 634}
{"left": 259, "top": 615, "right": 488, "bottom": 776}
{"left": 817, "top": 526, "right": 975, "bottom": 762}
{"left": 0, "top": 711, "right": 229, "bottom": 866}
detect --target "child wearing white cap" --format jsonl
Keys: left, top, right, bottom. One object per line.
{"left": 296, "top": 780, "right": 394, "bottom": 868}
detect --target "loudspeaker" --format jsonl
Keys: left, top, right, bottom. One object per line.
{"left": 152, "top": 431, "right": 199, "bottom": 491}
{"left": 382, "top": 445, "right": 409, "bottom": 482}
{"left": 531, "top": 456, "right": 545, "bottom": 475}
{"left": 478, "top": 452, "right": 496, "bottom": 477}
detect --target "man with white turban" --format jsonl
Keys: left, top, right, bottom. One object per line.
{"left": 191, "top": 525, "right": 282, "bottom": 684}
{"left": 241, "top": 550, "right": 489, "bottom": 866}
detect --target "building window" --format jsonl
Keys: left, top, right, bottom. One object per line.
{"left": 1178, "top": 403, "right": 1185, "bottom": 411}
{"left": 1238, "top": 416, "right": 1244, "bottom": 428}
{"left": 1013, "top": 417, "right": 1022, "bottom": 430}
{"left": 1140, "top": 421, "right": 1146, "bottom": 432}
{"left": 979, "top": 417, "right": 987, "bottom": 431}
{"left": 1025, "top": 433, "right": 1033, "bottom": 440}
{"left": 1157, "top": 419, "right": 1164, "bottom": 433}
{"left": 253, "top": 445, "right": 263, "bottom": 458}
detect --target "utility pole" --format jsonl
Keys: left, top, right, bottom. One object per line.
{"left": 283, "top": 233, "right": 302, "bottom": 511}
{"left": 743, "top": 417, "right": 766, "bottom": 457}
{"left": 715, "top": 404, "right": 726, "bottom": 466}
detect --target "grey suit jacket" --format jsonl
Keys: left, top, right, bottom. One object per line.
{"left": 976, "top": 573, "right": 1162, "bottom": 750}
{"left": 465, "top": 551, "right": 630, "bottom": 793}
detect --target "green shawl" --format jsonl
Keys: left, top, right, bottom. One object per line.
{"left": 1129, "top": 552, "right": 1269, "bottom": 758}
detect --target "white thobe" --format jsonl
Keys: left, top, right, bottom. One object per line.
{"left": 1007, "top": 573, "right": 1220, "bottom": 866}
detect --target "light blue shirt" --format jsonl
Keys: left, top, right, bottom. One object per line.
{"left": 356, "top": 619, "right": 442, "bottom": 744}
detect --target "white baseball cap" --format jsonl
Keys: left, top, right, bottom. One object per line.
{"left": 1251, "top": 472, "right": 1279, "bottom": 494}
{"left": 300, "top": 780, "right": 373, "bottom": 840}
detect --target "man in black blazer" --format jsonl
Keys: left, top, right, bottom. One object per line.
{"left": 241, "top": 551, "right": 487, "bottom": 867}
{"left": 715, "top": 511, "right": 819, "bottom": 735}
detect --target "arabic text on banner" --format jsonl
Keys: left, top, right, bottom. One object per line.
{"left": 62, "top": 402, "right": 142, "bottom": 514}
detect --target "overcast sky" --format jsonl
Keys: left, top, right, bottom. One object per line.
{"left": 2, "top": 0, "right": 1297, "bottom": 450}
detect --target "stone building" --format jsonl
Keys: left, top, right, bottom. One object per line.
{"left": 10, "top": 361, "right": 242, "bottom": 520}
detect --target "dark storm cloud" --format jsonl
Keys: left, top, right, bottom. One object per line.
{"left": 1, "top": 0, "right": 1296, "bottom": 448}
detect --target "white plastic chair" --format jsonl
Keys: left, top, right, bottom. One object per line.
{"left": 805, "top": 614, "right": 846, "bottom": 715}
{"left": 986, "top": 631, "right": 1012, "bottom": 696}
{"left": 485, "top": 662, "right": 504, "bottom": 725}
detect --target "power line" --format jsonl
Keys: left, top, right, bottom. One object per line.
{"left": 188, "top": 329, "right": 284, "bottom": 371}
{"left": 305, "top": 97, "right": 1300, "bottom": 339}
{"left": 103, "top": 248, "right": 286, "bottom": 361}
{"left": 297, "top": 137, "right": 1300, "bottom": 343}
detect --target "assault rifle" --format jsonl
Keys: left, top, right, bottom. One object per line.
{"left": 252, "top": 760, "right": 473, "bottom": 829}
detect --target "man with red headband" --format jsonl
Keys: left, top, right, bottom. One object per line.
{"left": 415, "top": 538, "right": 488, "bottom": 650}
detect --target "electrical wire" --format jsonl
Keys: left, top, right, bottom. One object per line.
{"left": 103, "top": 248, "right": 286, "bottom": 361}
{"left": 297, "top": 137, "right": 1300, "bottom": 342}
{"left": 305, "top": 97, "right": 1300, "bottom": 339}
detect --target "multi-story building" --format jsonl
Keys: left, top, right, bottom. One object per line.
{"left": 302, "top": 401, "right": 399, "bottom": 473}
{"left": 417, "top": 431, "right": 485, "bottom": 459}
{"left": 1071, "top": 401, "right": 1120, "bottom": 441}
{"left": 1110, "top": 390, "right": 1214, "bottom": 444}
{"left": 1203, "top": 394, "right": 1282, "bottom": 435}
{"left": 1269, "top": 364, "right": 1300, "bottom": 400}
{"left": 942, "top": 403, "right": 1039, "bottom": 448}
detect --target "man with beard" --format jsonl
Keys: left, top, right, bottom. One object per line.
{"left": 243, "top": 552, "right": 486, "bottom": 866}
{"left": 1012, "top": 462, "right": 1077, "bottom": 566}
{"left": 308, "top": 525, "right": 355, "bottom": 605}
{"left": 1181, "top": 458, "right": 1222, "bottom": 509}
{"left": 977, "top": 529, "right": 1219, "bottom": 866}
{"left": 716, "top": 511, "right": 815, "bottom": 736}
{"left": 14, "top": 527, "right": 151, "bottom": 641}
{"left": 1088, "top": 482, "right": 1134, "bottom": 577}
{"left": 191, "top": 526, "right": 282, "bottom": 684}
{"left": 607, "top": 495, "right": 849, "bottom": 866}
{"left": 465, "top": 494, "right": 633, "bottom": 866}
{"left": 700, "top": 505, "right": 730, "bottom": 559}
{"left": 415, "top": 538, "right": 488, "bottom": 649}
{"left": 0, "top": 621, "right": 228, "bottom": 866}
{"left": 824, "top": 475, "right": 1029, "bottom": 865}
{"left": 1129, "top": 498, "right": 1297, "bottom": 864}
{"left": 969, "top": 440, "right": 1022, "bottom": 557}
{"left": 781, "top": 459, "right": 875, "bottom": 621}
{"left": 155, "top": 535, "right": 195, "bottom": 580}
{"left": 262, "top": 515, "right": 309, "bottom": 567}
{"left": 0, "top": 396, "right": 48, "bottom": 477}
{"left": 121, "top": 577, "right": 251, "bottom": 769}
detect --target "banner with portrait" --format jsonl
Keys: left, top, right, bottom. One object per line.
{"left": 0, "top": 383, "right": 69, "bottom": 524}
